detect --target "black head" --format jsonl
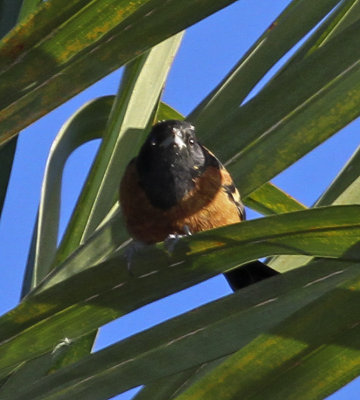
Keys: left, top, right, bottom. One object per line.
{"left": 140, "top": 120, "right": 205, "bottom": 167}
{"left": 136, "top": 120, "right": 208, "bottom": 209}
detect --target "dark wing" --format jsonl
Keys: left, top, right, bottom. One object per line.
{"left": 202, "top": 145, "right": 245, "bottom": 221}
{"left": 223, "top": 183, "right": 246, "bottom": 220}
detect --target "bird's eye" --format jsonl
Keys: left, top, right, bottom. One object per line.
{"left": 150, "top": 140, "right": 156, "bottom": 146}
{"left": 188, "top": 138, "right": 195, "bottom": 146}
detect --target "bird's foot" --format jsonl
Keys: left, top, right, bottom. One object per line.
{"left": 123, "top": 240, "right": 147, "bottom": 272}
{"left": 164, "top": 225, "right": 192, "bottom": 254}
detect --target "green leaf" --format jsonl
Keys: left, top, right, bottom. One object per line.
{"left": 2, "top": 2, "right": 360, "bottom": 397}
{"left": 132, "top": 369, "right": 201, "bottom": 400}
{"left": 29, "top": 102, "right": 184, "bottom": 293}
{"left": 0, "top": 0, "right": 237, "bottom": 145}
{"left": 5, "top": 260, "right": 360, "bottom": 400}
{"left": 0, "top": 331, "right": 95, "bottom": 398}
{"left": 254, "top": 324, "right": 360, "bottom": 400}
{"left": 80, "top": 32, "right": 183, "bottom": 239}
{"left": 17, "top": 0, "right": 43, "bottom": 21}
{"left": 0, "top": 354, "right": 57, "bottom": 398}
{"left": 55, "top": 33, "right": 183, "bottom": 267}
{"left": 156, "top": 102, "right": 184, "bottom": 121}
{"left": 0, "top": 0, "right": 40, "bottom": 221}
{"left": 34, "top": 208, "right": 126, "bottom": 291}
{"left": 219, "top": 18, "right": 360, "bottom": 196}
{"left": 13, "top": 95, "right": 113, "bottom": 393}
{"left": 46, "top": 332, "right": 96, "bottom": 374}
{"left": 317, "top": 145, "right": 360, "bottom": 206}
{"left": 244, "top": 183, "right": 306, "bottom": 215}
{"left": 190, "top": 0, "right": 341, "bottom": 135}
{"left": 26, "top": 96, "right": 114, "bottom": 290}
{"left": 270, "top": 144, "right": 360, "bottom": 272}
{"left": 1, "top": 206, "right": 360, "bottom": 375}
{"left": 173, "top": 269, "right": 360, "bottom": 400}
{"left": 0, "top": 138, "right": 17, "bottom": 220}
{"left": 2, "top": 85, "right": 185, "bottom": 391}
{"left": 279, "top": 0, "right": 360, "bottom": 71}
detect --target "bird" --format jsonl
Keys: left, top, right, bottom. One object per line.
{"left": 119, "top": 120, "right": 278, "bottom": 291}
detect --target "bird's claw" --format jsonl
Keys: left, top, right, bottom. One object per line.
{"left": 124, "top": 240, "right": 147, "bottom": 273}
{"left": 183, "top": 225, "right": 192, "bottom": 236}
{"left": 164, "top": 233, "right": 184, "bottom": 254}
{"left": 164, "top": 225, "right": 192, "bottom": 254}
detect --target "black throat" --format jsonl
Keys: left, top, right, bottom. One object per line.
{"left": 135, "top": 120, "right": 220, "bottom": 210}
{"left": 137, "top": 152, "right": 202, "bottom": 210}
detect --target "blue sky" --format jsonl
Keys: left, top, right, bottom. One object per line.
{"left": 0, "top": 0, "right": 359, "bottom": 399}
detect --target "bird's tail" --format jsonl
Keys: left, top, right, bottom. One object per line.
{"left": 224, "top": 260, "right": 279, "bottom": 291}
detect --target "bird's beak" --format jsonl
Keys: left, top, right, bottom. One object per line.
{"left": 160, "top": 128, "right": 186, "bottom": 150}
